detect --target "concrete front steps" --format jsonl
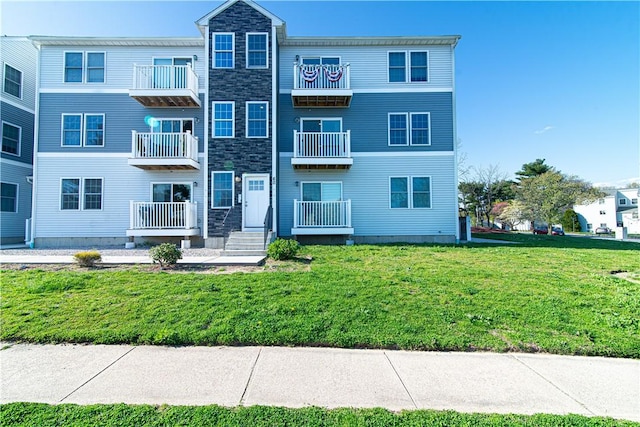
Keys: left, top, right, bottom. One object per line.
{"left": 221, "top": 232, "right": 269, "bottom": 262}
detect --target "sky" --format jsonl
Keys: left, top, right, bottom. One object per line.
{"left": 2, "top": 0, "right": 639, "bottom": 188}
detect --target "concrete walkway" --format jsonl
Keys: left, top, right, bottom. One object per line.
{"left": 0, "top": 254, "right": 265, "bottom": 266}
{"left": 1, "top": 344, "right": 638, "bottom": 421}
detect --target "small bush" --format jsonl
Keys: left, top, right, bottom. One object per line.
{"left": 149, "top": 243, "right": 182, "bottom": 268}
{"left": 267, "top": 238, "right": 300, "bottom": 260}
{"left": 73, "top": 250, "right": 102, "bottom": 268}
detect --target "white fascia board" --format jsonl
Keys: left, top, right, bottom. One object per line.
{"left": 29, "top": 36, "right": 203, "bottom": 47}
{"left": 196, "top": 0, "right": 284, "bottom": 27}
{"left": 280, "top": 35, "right": 461, "bottom": 47}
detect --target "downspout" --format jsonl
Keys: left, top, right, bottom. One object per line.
{"left": 203, "top": 28, "right": 210, "bottom": 240}
{"left": 270, "top": 23, "right": 278, "bottom": 237}
{"left": 28, "top": 40, "right": 41, "bottom": 248}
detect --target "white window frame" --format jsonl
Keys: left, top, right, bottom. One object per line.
{"left": 60, "top": 177, "right": 81, "bottom": 211}
{"left": 300, "top": 57, "right": 341, "bottom": 65}
{"left": 389, "top": 176, "right": 432, "bottom": 209}
{"left": 409, "top": 112, "right": 431, "bottom": 146}
{"left": 387, "top": 51, "right": 407, "bottom": 83}
{"left": 300, "top": 181, "right": 343, "bottom": 201}
{"left": 85, "top": 51, "right": 106, "bottom": 84}
{"left": 0, "top": 181, "right": 19, "bottom": 213}
{"left": 61, "top": 113, "right": 83, "bottom": 147}
{"left": 619, "top": 198, "right": 627, "bottom": 205}
{"left": 63, "top": 51, "right": 84, "bottom": 83}
{"left": 150, "top": 182, "right": 193, "bottom": 203}
{"left": 599, "top": 210, "right": 606, "bottom": 215}
{"left": 211, "top": 171, "right": 235, "bottom": 209}
{"left": 388, "top": 113, "right": 409, "bottom": 146}
{"left": 3, "top": 63, "right": 22, "bottom": 99}
{"left": 82, "top": 177, "right": 104, "bottom": 211}
{"left": 632, "top": 198, "right": 638, "bottom": 205}
{"left": 213, "top": 33, "right": 235, "bottom": 69}
{"left": 246, "top": 101, "right": 269, "bottom": 138}
{"left": 212, "top": 101, "right": 235, "bottom": 138}
{"left": 246, "top": 32, "right": 268, "bottom": 69}
{"left": 408, "top": 50, "right": 430, "bottom": 83}
{"left": 84, "top": 113, "right": 105, "bottom": 147}
{"left": 300, "top": 117, "right": 343, "bottom": 132}
{"left": 1, "top": 121, "right": 21, "bottom": 157}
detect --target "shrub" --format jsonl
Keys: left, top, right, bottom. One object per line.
{"left": 267, "top": 238, "right": 300, "bottom": 260}
{"left": 149, "top": 243, "right": 182, "bottom": 268}
{"left": 73, "top": 250, "right": 102, "bottom": 268}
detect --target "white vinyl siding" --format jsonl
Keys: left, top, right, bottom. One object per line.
{"left": 246, "top": 101, "right": 268, "bottom": 138}
{"left": 1, "top": 122, "right": 21, "bottom": 156}
{"left": 1, "top": 38, "right": 38, "bottom": 111}
{"left": 280, "top": 45, "right": 452, "bottom": 91}
{"left": 211, "top": 171, "right": 234, "bottom": 209}
{"left": 213, "top": 33, "right": 234, "bottom": 69}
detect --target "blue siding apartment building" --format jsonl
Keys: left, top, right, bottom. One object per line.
{"left": 17, "top": 0, "right": 460, "bottom": 248}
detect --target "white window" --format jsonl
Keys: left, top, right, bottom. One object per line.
{"left": 246, "top": 101, "right": 268, "bottom": 138}
{"left": 632, "top": 198, "right": 638, "bottom": 205}
{"left": 619, "top": 198, "right": 627, "bottom": 205}
{"left": 212, "top": 102, "right": 234, "bottom": 138}
{"left": 1, "top": 182, "right": 18, "bottom": 213}
{"left": 301, "top": 182, "right": 342, "bottom": 202}
{"left": 1, "top": 122, "right": 21, "bottom": 156}
{"left": 246, "top": 33, "right": 268, "bottom": 68}
{"left": 388, "top": 51, "right": 429, "bottom": 83}
{"left": 64, "top": 52, "right": 105, "bottom": 83}
{"left": 211, "top": 171, "right": 234, "bottom": 208}
{"left": 301, "top": 57, "right": 340, "bottom": 65}
{"left": 599, "top": 210, "right": 606, "bottom": 215}
{"left": 61, "top": 178, "right": 102, "bottom": 210}
{"left": 389, "top": 112, "right": 431, "bottom": 146}
{"left": 61, "top": 114, "right": 105, "bottom": 147}
{"left": 3, "top": 64, "right": 22, "bottom": 98}
{"left": 152, "top": 183, "right": 192, "bottom": 202}
{"left": 213, "top": 33, "right": 234, "bottom": 68}
{"left": 390, "top": 176, "right": 431, "bottom": 209}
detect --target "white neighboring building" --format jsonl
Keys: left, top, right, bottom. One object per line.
{"left": 574, "top": 188, "right": 639, "bottom": 234}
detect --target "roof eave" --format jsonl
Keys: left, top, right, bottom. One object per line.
{"left": 196, "top": 0, "right": 284, "bottom": 28}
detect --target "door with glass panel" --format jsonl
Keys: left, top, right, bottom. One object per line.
{"left": 149, "top": 118, "right": 193, "bottom": 157}
{"left": 144, "top": 183, "right": 192, "bottom": 228}
{"left": 300, "top": 182, "right": 343, "bottom": 227}
{"left": 153, "top": 57, "right": 192, "bottom": 89}
{"left": 300, "top": 119, "right": 341, "bottom": 157}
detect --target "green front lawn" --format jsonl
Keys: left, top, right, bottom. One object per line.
{"left": 1, "top": 235, "right": 639, "bottom": 357}
{"left": 1, "top": 403, "right": 635, "bottom": 427}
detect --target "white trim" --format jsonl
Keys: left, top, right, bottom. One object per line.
{"left": 387, "top": 50, "right": 407, "bottom": 83}
{"left": 389, "top": 176, "right": 409, "bottom": 209}
{"left": 0, "top": 158, "right": 33, "bottom": 168}
{"left": 451, "top": 43, "right": 459, "bottom": 242}
{"left": 299, "top": 117, "right": 343, "bottom": 132}
{"left": 388, "top": 112, "right": 409, "bottom": 146}
{"left": 85, "top": 51, "right": 106, "bottom": 84}
{"left": 211, "top": 170, "right": 235, "bottom": 209}
{"left": 246, "top": 32, "right": 269, "bottom": 69}
{"left": 300, "top": 181, "right": 343, "bottom": 201}
{"left": 30, "top": 42, "right": 41, "bottom": 245}
{"left": 409, "top": 112, "right": 431, "bottom": 146}
{"left": 245, "top": 101, "right": 269, "bottom": 138}
{"left": 300, "top": 56, "right": 342, "bottom": 65}
{"left": 83, "top": 113, "right": 105, "bottom": 147}
{"left": 1, "top": 121, "right": 22, "bottom": 157}
{"left": 408, "top": 50, "right": 430, "bottom": 83}
{"left": 59, "top": 177, "right": 81, "bottom": 211}
{"left": 280, "top": 151, "right": 454, "bottom": 158}
{"left": 0, "top": 181, "right": 19, "bottom": 213}
{"left": 280, "top": 88, "right": 453, "bottom": 95}
{"left": 82, "top": 177, "right": 104, "bottom": 211}
{"left": 242, "top": 173, "right": 270, "bottom": 231}
{"left": 150, "top": 181, "right": 194, "bottom": 203}
{"left": 61, "top": 113, "right": 83, "bottom": 147}
{"left": 41, "top": 88, "right": 128, "bottom": 94}
{"left": 196, "top": 0, "right": 284, "bottom": 26}
{"left": 3, "top": 62, "right": 23, "bottom": 100}
{"left": 38, "top": 152, "right": 129, "bottom": 158}
{"left": 389, "top": 175, "right": 432, "bottom": 209}
{"left": 63, "top": 51, "right": 84, "bottom": 84}
{"left": 212, "top": 33, "right": 235, "bottom": 69}
{"left": 204, "top": 28, "right": 210, "bottom": 239}
{"left": 271, "top": 24, "right": 278, "bottom": 237}
{"left": 212, "top": 101, "right": 235, "bottom": 138}
{"left": 0, "top": 97, "right": 35, "bottom": 114}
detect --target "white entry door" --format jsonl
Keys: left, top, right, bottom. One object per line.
{"left": 243, "top": 174, "right": 270, "bottom": 231}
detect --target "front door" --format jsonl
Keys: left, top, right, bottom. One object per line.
{"left": 243, "top": 174, "right": 270, "bottom": 231}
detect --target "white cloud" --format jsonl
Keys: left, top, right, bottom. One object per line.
{"left": 534, "top": 125, "right": 555, "bottom": 134}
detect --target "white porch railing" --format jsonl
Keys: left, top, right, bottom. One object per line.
{"left": 293, "top": 200, "right": 352, "bottom": 228}
{"left": 131, "top": 131, "right": 198, "bottom": 161}
{"left": 130, "top": 201, "right": 197, "bottom": 230}
{"left": 293, "top": 130, "right": 351, "bottom": 158}
{"left": 132, "top": 64, "right": 198, "bottom": 93}
{"left": 293, "top": 63, "right": 350, "bottom": 90}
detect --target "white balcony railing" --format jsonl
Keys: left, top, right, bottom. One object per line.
{"left": 293, "top": 130, "right": 351, "bottom": 158}
{"left": 130, "top": 201, "right": 197, "bottom": 230}
{"left": 293, "top": 200, "right": 352, "bottom": 228}
{"left": 293, "top": 63, "right": 350, "bottom": 90}
{"left": 132, "top": 64, "right": 198, "bottom": 93}
{"left": 131, "top": 131, "right": 198, "bottom": 161}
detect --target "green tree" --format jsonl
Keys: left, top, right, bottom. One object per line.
{"left": 560, "top": 209, "right": 581, "bottom": 232}
{"left": 516, "top": 171, "right": 602, "bottom": 233}
{"left": 515, "top": 158, "right": 553, "bottom": 181}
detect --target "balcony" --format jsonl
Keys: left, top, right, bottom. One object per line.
{"left": 128, "top": 131, "right": 200, "bottom": 170}
{"left": 126, "top": 201, "right": 199, "bottom": 237}
{"left": 292, "top": 64, "right": 352, "bottom": 108}
{"left": 292, "top": 200, "right": 354, "bottom": 235}
{"left": 291, "top": 130, "right": 353, "bottom": 169}
{"left": 129, "top": 65, "right": 200, "bottom": 108}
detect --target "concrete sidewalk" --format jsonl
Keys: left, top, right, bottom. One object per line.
{"left": 0, "top": 254, "right": 265, "bottom": 266}
{"left": 1, "top": 344, "right": 638, "bottom": 421}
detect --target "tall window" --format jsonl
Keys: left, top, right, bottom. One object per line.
{"left": 410, "top": 51, "right": 428, "bottom": 82}
{"left": 1, "top": 182, "right": 18, "bottom": 212}
{"left": 64, "top": 52, "right": 83, "bottom": 82}
{"left": 3, "top": 64, "right": 22, "bottom": 98}
{"left": 61, "top": 114, "right": 105, "bottom": 147}
{"left": 64, "top": 52, "right": 105, "bottom": 83}
{"left": 62, "top": 114, "right": 82, "bottom": 146}
{"left": 390, "top": 176, "right": 431, "bottom": 209}
{"left": 246, "top": 102, "right": 268, "bottom": 138}
{"left": 1, "top": 122, "right": 21, "bottom": 155}
{"left": 213, "top": 33, "right": 234, "bottom": 68}
{"left": 619, "top": 198, "right": 627, "bottom": 206}
{"left": 212, "top": 102, "right": 234, "bottom": 138}
{"left": 61, "top": 178, "right": 80, "bottom": 210}
{"left": 246, "top": 33, "right": 268, "bottom": 68}
{"left": 388, "top": 52, "right": 406, "bottom": 83}
{"left": 388, "top": 51, "right": 429, "bottom": 83}
{"left": 83, "top": 178, "right": 103, "bottom": 210}
{"left": 212, "top": 171, "right": 234, "bottom": 208}
{"left": 410, "top": 113, "right": 431, "bottom": 145}
{"left": 84, "top": 114, "right": 104, "bottom": 146}
{"left": 388, "top": 113, "right": 408, "bottom": 146}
